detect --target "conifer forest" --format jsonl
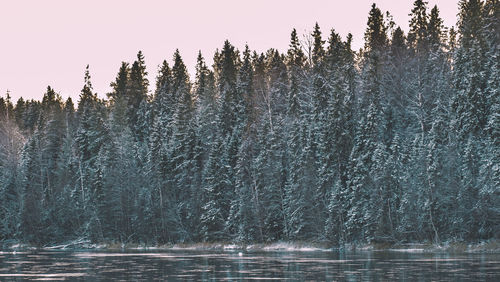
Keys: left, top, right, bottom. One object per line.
{"left": 0, "top": 0, "right": 498, "bottom": 247}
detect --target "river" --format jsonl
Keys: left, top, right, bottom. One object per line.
{"left": 0, "top": 249, "right": 499, "bottom": 281}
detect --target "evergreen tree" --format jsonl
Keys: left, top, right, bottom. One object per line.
{"left": 75, "top": 66, "right": 109, "bottom": 239}
{"left": 364, "top": 4, "right": 388, "bottom": 52}
{"left": 286, "top": 28, "right": 305, "bottom": 116}
{"left": 170, "top": 50, "right": 196, "bottom": 241}
{"left": 126, "top": 51, "right": 149, "bottom": 140}
{"left": 229, "top": 45, "right": 260, "bottom": 242}
{"left": 3, "top": 1, "right": 499, "bottom": 246}
{"left": 408, "top": 0, "right": 429, "bottom": 52}
{"left": 453, "top": 0, "right": 488, "bottom": 135}
{"left": 109, "top": 62, "right": 130, "bottom": 132}
{"left": 347, "top": 4, "right": 389, "bottom": 241}
{"left": 0, "top": 96, "right": 23, "bottom": 241}
{"left": 19, "top": 136, "right": 45, "bottom": 245}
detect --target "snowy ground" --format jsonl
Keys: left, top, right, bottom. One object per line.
{"left": 3, "top": 240, "right": 499, "bottom": 253}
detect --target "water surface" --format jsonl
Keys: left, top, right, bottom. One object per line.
{"left": 0, "top": 249, "right": 499, "bottom": 281}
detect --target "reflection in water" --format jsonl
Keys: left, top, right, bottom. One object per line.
{"left": 0, "top": 249, "right": 499, "bottom": 281}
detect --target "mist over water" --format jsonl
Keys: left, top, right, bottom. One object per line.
{"left": 0, "top": 250, "right": 499, "bottom": 281}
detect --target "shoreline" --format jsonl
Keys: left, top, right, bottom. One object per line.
{"left": 2, "top": 240, "right": 499, "bottom": 253}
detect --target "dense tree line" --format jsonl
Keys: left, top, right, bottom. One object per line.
{"left": 0, "top": 0, "right": 498, "bottom": 246}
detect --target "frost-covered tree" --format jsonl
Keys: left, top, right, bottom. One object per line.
{"left": 3, "top": 1, "right": 499, "bottom": 246}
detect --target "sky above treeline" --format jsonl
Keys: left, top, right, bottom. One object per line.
{"left": 1, "top": 0, "right": 460, "bottom": 102}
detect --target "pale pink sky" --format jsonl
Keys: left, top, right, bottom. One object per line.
{"left": 1, "top": 0, "right": 459, "bottom": 102}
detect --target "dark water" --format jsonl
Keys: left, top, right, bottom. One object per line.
{"left": 0, "top": 249, "right": 499, "bottom": 281}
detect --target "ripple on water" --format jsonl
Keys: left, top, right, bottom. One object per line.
{"left": 0, "top": 250, "right": 498, "bottom": 281}
{"left": 0, "top": 273, "right": 86, "bottom": 278}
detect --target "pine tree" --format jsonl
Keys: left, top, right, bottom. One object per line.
{"left": 428, "top": 5, "right": 445, "bottom": 50}
{"left": 453, "top": 0, "right": 488, "bottom": 135}
{"left": 449, "top": 0, "right": 490, "bottom": 240}
{"left": 0, "top": 95, "right": 23, "bottom": 240}
{"left": 216, "top": 40, "right": 240, "bottom": 135}
{"left": 321, "top": 30, "right": 356, "bottom": 242}
{"left": 19, "top": 135, "right": 45, "bottom": 245}
{"left": 229, "top": 45, "right": 260, "bottom": 242}
{"left": 14, "top": 97, "right": 26, "bottom": 129}
{"left": 286, "top": 29, "right": 305, "bottom": 116}
{"left": 408, "top": 0, "right": 429, "bottom": 52}
{"left": 284, "top": 122, "right": 317, "bottom": 240}
{"left": 108, "top": 62, "right": 130, "bottom": 132}
{"left": 126, "top": 51, "right": 149, "bottom": 140}
{"left": 170, "top": 49, "right": 196, "bottom": 241}
{"left": 39, "top": 87, "right": 65, "bottom": 207}
{"left": 75, "top": 66, "right": 109, "bottom": 237}
{"left": 347, "top": 4, "right": 388, "bottom": 241}
{"left": 200, "top": 140, "right": 228, "bottom": 241}
{"left": 480, "top": 3, "right": 499, "bottom": 236}
{"left": 149, "top": 59, "right": 175, "bottom": 243}
{"left": 364, "top": 4, "right": 388, "bottom": 52}
{"left": 150, "top": 60, "right": 173, "bottom": 179}
{"left": 311, "top": 23, "right": 327, "bottom": 115}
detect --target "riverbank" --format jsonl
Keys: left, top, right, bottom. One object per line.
{"left": 167, "top": 240, "right": 500, "bottom": 253}
{"left": 2, "top": 239, "right": 499, "bottom": 253}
